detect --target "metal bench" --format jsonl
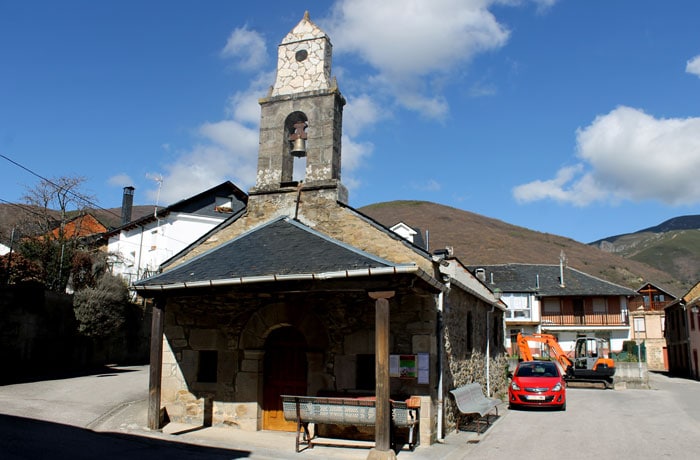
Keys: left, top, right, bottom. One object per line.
{"left": 281, "top": 395, "right": 419, "bottom": 452}
{"left": 449, "top": 383, "right": 500, "bottom": 434}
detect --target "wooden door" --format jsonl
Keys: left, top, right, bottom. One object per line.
{"left": 262, "top": 327, "right": 308, "bottom": 431}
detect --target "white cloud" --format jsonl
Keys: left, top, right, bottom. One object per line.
{"left": 225, "top": 72, "right": 274, "bottom": 124}
{"left": 107, "top": 173, "right": 134, "bottom": 188}
{"left": 323, "top": 0, "right": 511, "bottom": 119}
{"left": 221, "top": 25, "right": 268, "bottom": 71}
{"left": 531, "top": 0, "right": 558, "bottom": 13}
{"left": 150, "top": 80, "right": 267, "bottom": 204}
{"left": 686, "top": 54, "right": 700, "bottom": 77}
{"left": 343, "top": 94, "right": 383, "bottom": 138}
{"left": 412, "top": 179, "right": 443, "bottom": 192}
{"left": 156, "top": 133, "right": 258, "bottom": 204}
{"left": 154, "top": 117, "right": 259, "bottom": 204}
{"left": 341, "top": 135, "right": 374, "bottom": 190}
{"left": 151, "top": 77, "right": 382, "bottom": 203}
{"left": 336, "top": 95, "right": 380, "bottom": 189}
{"left": 514, "top": 106, "right": 700, "bottom": 206}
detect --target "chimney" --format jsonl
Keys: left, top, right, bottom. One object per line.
{"left": 559, "top": 250, "right": 566, "bottom": 288}
{"left": 475, "top": 268, "right": 486, "bottom": 283}
{"left": 121, "top": 186, "right": 135, "bottom": 225}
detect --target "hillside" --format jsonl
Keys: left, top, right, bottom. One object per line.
{"left": 359, "top": 200, "right": 687, "bottom": 294}
{"left": 591, "top": 215, "right": 700, "bottom": 287}
{"left": 0, "top": 203, "right": 156, "bottom": 243}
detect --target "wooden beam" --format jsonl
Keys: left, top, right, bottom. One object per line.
{"left": 368, "top": 291, "right": 396, "bottom": 460}
{"left": 148, "top": 298, "right": 165, "bottom": 430}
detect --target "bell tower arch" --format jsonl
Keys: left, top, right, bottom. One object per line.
{"left": 250, "top": 11, "right": 347, "bottom": 204}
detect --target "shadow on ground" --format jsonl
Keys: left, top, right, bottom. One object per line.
{"left": 0, "top": 413, "right": 252, "bottom": 459}
{"left": 1, "top": 363, "right": 144, "bottom": 386}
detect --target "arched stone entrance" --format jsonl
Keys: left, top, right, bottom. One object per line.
{"left": 239, "top": 303, "right": 329, "bottom": 431}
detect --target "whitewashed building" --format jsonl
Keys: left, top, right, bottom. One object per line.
{"left": 106, "top": 182, "right": 247, "bottom": 285}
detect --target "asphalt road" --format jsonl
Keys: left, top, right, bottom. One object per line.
{"left": 1, "top": 366, "right": 699, "bottom": 459}
{"left": 459, "top": 372, "right": 700, "bottom": 460}
{"left": 0, "top": 365, "right": 148, "bottom": 429}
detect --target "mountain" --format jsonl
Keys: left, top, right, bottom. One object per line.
{"left": 359, "top": 200, "right": 688, "bottom": 294}
{"left": 591, "top": 215, "right": 700, "bottom": 287}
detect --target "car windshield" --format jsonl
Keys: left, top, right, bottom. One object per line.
{"left": 515, "top": 362, "right": 559, "bottom": 377}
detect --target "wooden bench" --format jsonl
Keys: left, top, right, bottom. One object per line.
{"left": 449, "top": 383, "right": 500, "bottom": 434}
{"left": 281, "top": 395, "right": 419, "bottom": 452}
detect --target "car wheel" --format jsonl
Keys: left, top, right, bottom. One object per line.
{"left": 559, "top": 402, "right": 566, "bottom": 411}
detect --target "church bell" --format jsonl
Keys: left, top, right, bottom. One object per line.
{"left": 290, "top": 137, "right": 306, "bottom": 157}
{"left": 289, "top": 120, "right": 308, "bottom": 157}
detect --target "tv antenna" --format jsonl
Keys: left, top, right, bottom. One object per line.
{"left": 146, "top": 173, "right": 164, "bottom": 218}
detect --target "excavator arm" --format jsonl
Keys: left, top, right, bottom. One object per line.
{"left": 516, "top": 333, "right": 573, "bottom": 370}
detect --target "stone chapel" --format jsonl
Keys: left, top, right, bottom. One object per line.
{"left": 135, "top": 12, "right": 507, "bottom": 454}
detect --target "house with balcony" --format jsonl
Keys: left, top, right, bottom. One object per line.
{"left": 470, "top": 263, "right": 637, "bottom": 355}
{"left": 628, "top": 282, "right": 677, "bottom": 371}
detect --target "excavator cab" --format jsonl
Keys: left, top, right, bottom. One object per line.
{"left": 574, "top": 337, "right": 602, "bottom": 370}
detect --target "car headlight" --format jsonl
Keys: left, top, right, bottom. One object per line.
{"left": 511, "top": 381, "right": 520, "bottom": 391}
{"left": 552, "top": 382, "right": 562, "bottom": 392}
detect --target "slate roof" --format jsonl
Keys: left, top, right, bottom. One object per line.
{"left": 468, "top": 263, "right": 637, "bottom": 297}
{"left": 135, "top": 216, "right": 427, "bottom": 290}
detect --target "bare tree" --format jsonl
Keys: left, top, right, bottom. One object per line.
{"left": 18, "top": 175, "right": 97, "bottom": 292}
{"left": 21, "top": 175, "right": 95, "bottom": 236}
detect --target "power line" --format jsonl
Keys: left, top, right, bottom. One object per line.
{"left": 0, "top": 153, "right": 122, "bottom": 220}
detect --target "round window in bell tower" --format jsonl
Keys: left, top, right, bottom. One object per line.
{"left": 295, "top": 49, "right": 308, "bottom": 62}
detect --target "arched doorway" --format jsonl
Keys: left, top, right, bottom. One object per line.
{"left": 262, "top": 327, "right": 308, "bottom": 431}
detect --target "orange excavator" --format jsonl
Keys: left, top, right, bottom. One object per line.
{"left": 516, "top": 333, "right": 615, "bottom": 388}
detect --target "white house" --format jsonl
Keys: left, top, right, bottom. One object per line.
{"left": 106, "top": 182, "right": 247, "bottom": 285}
{"left": 389, "top": 221, "right": 427, "bottom": 249}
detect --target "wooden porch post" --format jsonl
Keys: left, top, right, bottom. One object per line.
{"left": 148, "top": 297, "right": 165, "bottom": 430}
{"left": 368, "top": 291, "right": 396, "bottom": 460}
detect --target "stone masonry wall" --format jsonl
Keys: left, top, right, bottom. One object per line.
{"left": 159, "top": 288, "right": 442, "bottom": 434}
{"left": 441, "top": 287, "right": 508, "bottom": 433}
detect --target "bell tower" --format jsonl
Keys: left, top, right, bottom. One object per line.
{"left": 250, "top": 11, "right": 347, "bottom": 205}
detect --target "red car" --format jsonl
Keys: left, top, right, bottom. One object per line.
{"left": 508, "top": 360, "right": 566, "bottom": 411}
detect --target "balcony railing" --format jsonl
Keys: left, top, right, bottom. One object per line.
{"left": 541, "top": 312, "right": 628, "bottom": 327}
{"left": 627, "top": 299, "right": 674, "bottom": 312}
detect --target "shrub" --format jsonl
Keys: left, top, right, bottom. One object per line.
{"left": 73, "top": 273, "right": 129, "bottom": 337}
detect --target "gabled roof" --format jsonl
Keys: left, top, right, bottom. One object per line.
{"left": 635, "top": 282, "right": 678, "bottom": 300}
{"left": 135, "top": 216, "right": 441, "bottom": 293}
{"left": 390, "top": 221, "right": 427, "bottom": 250}
{"left": 468, "top": 263, "right": 637, "bottom": 297}
{"left": 50, "top": 213, "right": 106, "bottom": 239}
{"left": 105, "top": 181, "right": 247, "bottom": 236}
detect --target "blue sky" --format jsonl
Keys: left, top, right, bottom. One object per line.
{"left": 1, "top": 0, "right": 699, "bottom": 244}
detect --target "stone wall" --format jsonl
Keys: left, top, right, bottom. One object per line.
{"left": 644, "top": 338, "right": 667, "bottom": 371}
{"left": 159, "top": 288, "right": 443, "bottom": 435}
{"left": 0, "top": 283, "right": 150, "bottom": 383}
{"left": 442, "top": 286, "right": 508, "bottom": 434}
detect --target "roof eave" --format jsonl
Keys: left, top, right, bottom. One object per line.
{"left": 134, "top": 265, "right": 445, "bottom": 295}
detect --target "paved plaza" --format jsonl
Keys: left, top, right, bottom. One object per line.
{"left": 1, "top": 366, "right": 699, "bottom": 459}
